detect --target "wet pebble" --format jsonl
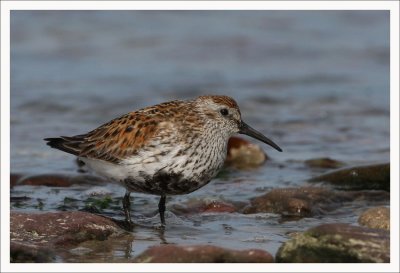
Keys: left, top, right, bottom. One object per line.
{"left": 358, "top": 206, "right": 390, "bottom": 230}
{"left": 276, "top": 223, "right": 389, "bottom": 263}
{"left": 225, "top": 136, "right": 267, "bottom": 169}
{"left": 133, "top": 245, "right": 274, "bottom": 263}
{"left": 304, "top": 157, "right": 345, "bottom": 169}
{"left": 14, "top": 173, "right": 107, "bottom": 187}
{"left": 308, "top": 163, "right": 389, "bottom": 191}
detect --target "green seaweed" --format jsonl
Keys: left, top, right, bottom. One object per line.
{"left": 84, "top": 196, "right": 113, "bottom": 210}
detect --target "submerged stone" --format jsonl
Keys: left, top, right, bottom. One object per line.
{"left": 276, "top": 223, "right": 389, "bottom": 263}
{"left": 304, "top": 157, "right": 345, "bottom": 169}
{"left": 308, "top": 163, "right": 390, "bottom": 191}
{"left": 358, "top": 206, "right": 390, "bottom": 230}
{"left": 133, "top": 245, "right": 274, "bottom": 263}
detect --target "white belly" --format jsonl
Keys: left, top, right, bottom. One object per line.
{"left": 80, "top": 144, "right": 189, "bottom": 183}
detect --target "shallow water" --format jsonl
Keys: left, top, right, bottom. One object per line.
{"left": 10, "top": 11, "right": 389, "bottom": 261}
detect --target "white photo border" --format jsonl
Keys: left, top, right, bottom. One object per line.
{"left": 1, "top": 1, "right": 399, "bottom": 272}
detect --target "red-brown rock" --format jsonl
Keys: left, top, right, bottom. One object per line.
{"left": 10, "top": 211, "right": 121, "bottom": 247}
{"left": 171, "top": 198, "right": 238, "bottom": 215}
{"left": 202, "top": 200, "right": 237, "bottom": 213}
{"left": 133, "top": 245, "right": 274, "bottom": 263}
{"left": 16, "top": 174, "right": 106, "bottom": 187}
{"left": 242, "top": 187, "right": 389, "bottom": 218}
{"left": 243, "top": 187, "right": 340, "bottom": 217}
{"left": 10, "top": 173, "right": 24, "bottom": 188}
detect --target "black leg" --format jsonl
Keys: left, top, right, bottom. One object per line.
{"left": 158, "top": 195, "right": 166, "bottom": 226}
{"left": 123, "top": 191, "right": 133, "bottom": 225}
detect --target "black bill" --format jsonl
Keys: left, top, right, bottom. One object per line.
{"left": 239, "top": 122, "right": 282, "bottom": 152}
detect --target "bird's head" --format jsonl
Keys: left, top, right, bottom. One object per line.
{"left": 194, "top": 95, "right": 282, "bottom": 152}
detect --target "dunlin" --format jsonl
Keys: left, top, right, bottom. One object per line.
{"left": 44, "top": 95, "right": 282, "bottom": 227}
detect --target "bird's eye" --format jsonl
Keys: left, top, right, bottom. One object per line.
{"left": 220, "top": 108, "right": 229, "bottom": 116}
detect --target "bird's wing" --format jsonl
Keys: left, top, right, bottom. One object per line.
{"left": 45, "top": 111, "right": 169, "bottom": 164}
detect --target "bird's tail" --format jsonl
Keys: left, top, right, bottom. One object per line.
{"left": 44, "top": 136, "right": 84, "bottom": 156}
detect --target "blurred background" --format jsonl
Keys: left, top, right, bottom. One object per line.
{"left": 10, "top": 11, "right": 390, "bottom": 261}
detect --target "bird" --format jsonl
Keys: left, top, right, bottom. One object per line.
{"left": 44, "top": 95, "right": 282, "bottom": 227}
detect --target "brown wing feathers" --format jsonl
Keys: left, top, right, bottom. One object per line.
{"left": 44, "top": 111, "right": 160, "bottom": 163}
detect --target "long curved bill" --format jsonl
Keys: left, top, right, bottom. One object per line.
{"left": 239, "top": 122, "right": 282, "bottom": 152}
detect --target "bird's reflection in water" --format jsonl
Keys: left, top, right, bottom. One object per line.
{"left": 155, "top": 227, "right": 168, "bottom": 245}
{"left": 123, "top": 235, "right": 135, "bottom": 259}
